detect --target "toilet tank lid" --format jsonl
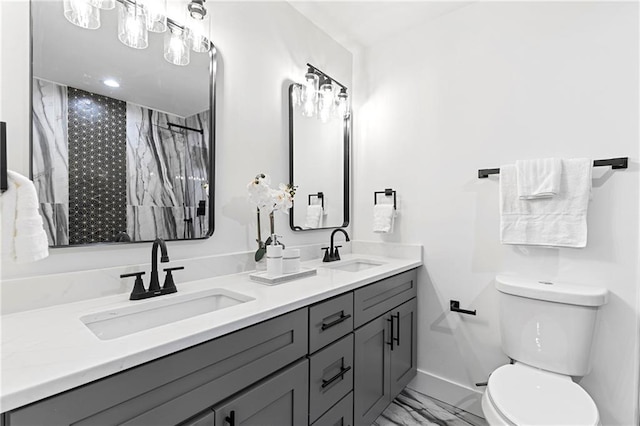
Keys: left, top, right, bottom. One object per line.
{"left": 495, "top": 275, "right": 608, "bottom": 307}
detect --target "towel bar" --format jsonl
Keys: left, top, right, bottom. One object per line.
{"left": 308, "top": 192, "right": 324, "bottom": 209}
{"left": 374, "top": 188, "right": 396, "bottom": 209}
{"left": 478, "top": 157, "right": 628, "bottom": 179}
{"left": 1, "top": 122, "right": 7, "bottom": 193}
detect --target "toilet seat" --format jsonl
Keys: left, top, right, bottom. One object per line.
{"left": 485, "top": 364, "right": 599, "bottom": 426}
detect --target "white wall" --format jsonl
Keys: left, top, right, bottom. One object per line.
{"left": 352, "top": 2, "right": 639, "bottom": 424}
{"left": 0, "top": 0, "right": 352, "bottom": 280}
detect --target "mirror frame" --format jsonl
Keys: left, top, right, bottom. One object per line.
{"left": 29, "top": 1, "right": 217, "bottom": 246}
{"left": 288, "top": 84, "right": 350, "bottom": 231}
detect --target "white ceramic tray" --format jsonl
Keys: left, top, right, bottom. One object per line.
{"left": 249, "top": 267, "right": 317, "bottom": 285}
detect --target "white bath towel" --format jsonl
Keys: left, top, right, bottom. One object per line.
{"left": 373, "top": 204, "right": 396, "bottom": 233}
{"left": 304, "top": 204, "right": 323, "bottom": 229}
{"left": 515, "top": 158, "right": 561, "bottom": 199}
{"left": 500, "top": 158, "right": 592, "bottom": 248}
{"left": 1, "top": 170, "right": 49, "bottom": 263}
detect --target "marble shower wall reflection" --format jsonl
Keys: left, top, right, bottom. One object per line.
{"left": 32, "top": 78, "right": 210, "bottom": 246}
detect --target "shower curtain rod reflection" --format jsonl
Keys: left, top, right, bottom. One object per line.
{"left": 167, "top": 122, "right": 204, "bottom": 134}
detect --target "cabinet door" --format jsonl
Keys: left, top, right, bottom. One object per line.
{"left": 353, "top": 314, "right": 391, "bottom": 426}
{"left": 213, "top": 359, "right": 308, "bottom": 426}
{"left": 389, "top": 298, "right": 417, "bottom": 397}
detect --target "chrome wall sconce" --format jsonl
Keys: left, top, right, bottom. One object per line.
{"left": 63, "top": 0, "right": 211, "bottom": 66}
{"left": 293, "top": 63, "right": 350, "bottom": 122}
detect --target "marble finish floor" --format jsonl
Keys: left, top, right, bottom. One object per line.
{"left": 373, "top": 388, "right": 488, "bottom": 426}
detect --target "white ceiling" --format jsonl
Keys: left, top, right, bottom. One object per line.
{"left": 288, "top": 1, "right": 474, "bottom": 51}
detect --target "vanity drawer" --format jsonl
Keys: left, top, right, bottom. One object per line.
{"left": 7, "top": 308, "right": 308, "bottom": 426}
{"left": 309, "top": 333, "right": 354, "bottom": 423}
{"left": 311, "top": 391, "right": 353, "bottom": 426}
{"left": 354, "top": 269, "right": 417, "bottom": 328}
{"left": 309, "top": 292, "right": 354, "bottom": 353}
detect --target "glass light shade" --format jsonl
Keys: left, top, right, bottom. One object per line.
{"left": 291, "top": 84, "right": 302, "bottom": 108}
{"left": 301, "top": 72, "right": 319, "bottom": 117}
{"left": 336, "top": 89, "right": 349, "bottom": 118}
{"left": 64, "top": 0, "right": 100, "bottom": 29}
{"left": 164, "top": 22, "right": 190, "bottom": 66}
{"left": 187, "top": 9, "right": 211, "bottom": 53}
{"left": 140, "top": 0, "right": 167, "bottom": 32}
{"left": 118, "top": 1, "right": 148, "bottom": 49}
{"left": 90, "top": 0, "right": 115, "bottom": 10}
{"left": 318, "top": 82, "right": 334, "bottom": 123}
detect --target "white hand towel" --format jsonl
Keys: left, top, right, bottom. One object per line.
{"left": 373, "top": 204, "right": 396, "bottom": 233}
{"left": 515, "top": 158, "right": 562, "bottom": 199}
{"left": 1, "top": 170, "right": 50, "bottom": 263}
{"left": 500, "top": 158, "right": 592, "bottom": 248}
{"left": 303, "top": 204, "right": 323, "bottom": 229}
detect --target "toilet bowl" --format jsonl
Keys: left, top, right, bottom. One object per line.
{"left": 482, "top": 275, "right": 608, "bottom": 426}
{"left": 482, "top": 363, "right": 599, "bottom": 426}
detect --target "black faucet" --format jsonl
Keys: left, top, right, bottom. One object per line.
{"left": 323, "top": 228, "right": 350, "bottom": 262}
{"left": 120, "top": 238, "right": 183, "bottom": 300}
{"left": 149, "top": 238, "right": 170, "bottom": 293}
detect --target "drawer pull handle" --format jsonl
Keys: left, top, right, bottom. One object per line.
{"left": 393, "top": 312, "right": 400, "bottom": 346}
{"left": 321, "top": 313, "right": 351, "bottom": 331}
{"left": 386, "top": 317, "right": 394, "bottom": 350}
{"left": 225, "top": 410, "right": 235, "bottom": 426}
{"left": 321, "top": 365, "right": 352, "bottom": 389}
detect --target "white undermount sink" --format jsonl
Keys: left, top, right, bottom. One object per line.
{"left": 81, "top": 288, "right": 254, "bottom": 340}
{"left": 322, "top": 259, "right": 385, "bottom": 272}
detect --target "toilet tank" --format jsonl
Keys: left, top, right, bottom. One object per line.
{"left": 496, "top": 275, "right": 608, "bottom": 377}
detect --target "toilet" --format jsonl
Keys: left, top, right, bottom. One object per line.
{"left": 482, "top": 275, "right": 608, "bottom": 426}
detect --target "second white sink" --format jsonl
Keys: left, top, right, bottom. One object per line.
{"left": 81, "top": 288, "right": 254, "bottom": 340}
{"left": 322, "top": 259, "right": 385, "bottom": 272}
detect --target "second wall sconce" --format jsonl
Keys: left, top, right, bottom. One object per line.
{"left": 292, "top": 63, "right": 350, "bottom": 122}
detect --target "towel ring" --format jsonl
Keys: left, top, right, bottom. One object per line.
{"left": 308, "top": 192, "right": 324, "bottom": 209}
{"left": 374, "top": 188, "right": 396, "bottom": 209}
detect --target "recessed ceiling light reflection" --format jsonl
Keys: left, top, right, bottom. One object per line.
{"left": 103, "top": 79, "right": 120, "bottom": 88}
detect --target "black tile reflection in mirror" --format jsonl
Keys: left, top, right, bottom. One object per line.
{"left": 68, "top": 87, "right": 127, "bottom": 245}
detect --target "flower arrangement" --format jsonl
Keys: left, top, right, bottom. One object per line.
{"left": 247, "top": 173, "right": 296, "bottom": 261}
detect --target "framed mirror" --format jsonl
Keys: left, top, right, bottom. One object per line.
{"left": 289, "top": 83, "right": 350, "bottom": 231}
{"left": 30, "top": 0, "right": 215, "bottom": 246}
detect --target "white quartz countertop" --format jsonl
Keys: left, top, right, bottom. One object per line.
{"left": 1, "top": 253, "right": 422, "bottom": 412}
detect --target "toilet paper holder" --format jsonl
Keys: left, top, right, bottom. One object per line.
{"left": 450, "top": 300, "right": 477, "bottom": 316}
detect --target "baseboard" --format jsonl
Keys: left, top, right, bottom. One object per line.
{"left": 407, "top": 369, "right": 485, "bottom": 418}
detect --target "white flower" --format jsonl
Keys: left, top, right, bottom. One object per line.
{"left": 247, "top": 174, "right": 274, "bottom": 211}
{"left": 247, "top": 174, "right": 295, "bottom": 214}
{"left": 272, "top": 185, "right": 294, "bottom": 213}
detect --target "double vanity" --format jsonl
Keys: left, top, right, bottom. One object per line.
{"left": 1, "top": 246, "right": 422, "bottom": 426}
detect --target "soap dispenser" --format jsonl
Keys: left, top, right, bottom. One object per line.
{"left": 266, "top": 235, "right": 283, "bottom": 277}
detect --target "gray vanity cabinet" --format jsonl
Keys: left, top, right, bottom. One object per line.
{"left": 212, "top": 359, "right": 309, "bottom": 426}
{"left": 353, "top": 269, "right": 418, "bottom": 426}
{"left": 3, "top": 267, "right": 419, "bottom": 426}
{"left": 5, "top": 309, "right": 308, "bottom": 426}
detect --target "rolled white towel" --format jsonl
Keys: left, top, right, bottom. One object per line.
{"left": 373, "top": 204, "right": 396, "bottom": 233}
{"left": 1, "top": 170, "right": 49, "bottom": 263}
{"left": 304, "top": 204, "right": 323, "bottom": 229}
{"left": 515, "top": 158, "right": 561, "bottom": 199}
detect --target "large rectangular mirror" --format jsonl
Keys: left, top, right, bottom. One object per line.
{"left": 31, "top": 0, "right": 215, "bottom": 246}
{"left": 289, "top": 84, "right": 350, "bottom": 231}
